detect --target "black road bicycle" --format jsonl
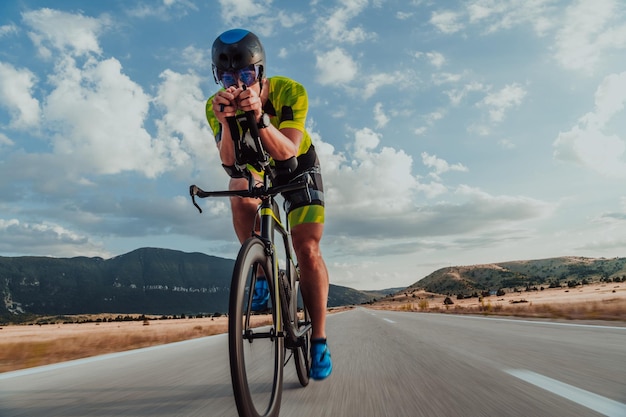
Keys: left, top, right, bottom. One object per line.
{"left": 189, "top": 108, "right": 313, "bottom": 417}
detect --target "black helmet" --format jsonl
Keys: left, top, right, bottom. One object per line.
{"left": 212, "top": 29, "right": 265, "bottom": 84}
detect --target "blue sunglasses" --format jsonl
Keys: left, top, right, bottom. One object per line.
{"left": 214, "top": 64, "right": 261, "bottom": 88}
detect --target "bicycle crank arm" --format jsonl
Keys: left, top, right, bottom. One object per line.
{"left": 243, "top": 328, "right": 286, "bottom": 342}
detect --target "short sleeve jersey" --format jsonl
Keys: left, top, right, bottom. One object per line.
{"left": 206, "top": 76, "right": 313, "bottom": 158}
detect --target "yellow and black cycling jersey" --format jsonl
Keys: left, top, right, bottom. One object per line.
{"left": 206, "top": 76, "right": 325, "bottom": 227}
{"left": 206, "top": 76, "right": 313, "bottom": 158}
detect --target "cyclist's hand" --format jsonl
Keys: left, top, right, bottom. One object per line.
{"left": 237, "top": 82, "right": 263, "bottom": 121}
{"left": 212, "top": 86, "right": 241, "bottom": 123}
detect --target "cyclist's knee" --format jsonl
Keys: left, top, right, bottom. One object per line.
{"left": 293, "top": 237, "right": 322, "bottom": 269}
{"left": 229, "top": 176, "right": 247, "bottom": 190}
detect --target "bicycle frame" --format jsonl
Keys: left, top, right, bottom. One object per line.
{"left": 190, "top": 105, "right": 313, "bottom": 415}
{"left": 190, "top": 170, "right": 311, "bottom": 347}
{"left": 189, "top": 92, "right": 314, "bottom": 346}
{"left": 257, "top": 187, "right": 310, "bottom": 348}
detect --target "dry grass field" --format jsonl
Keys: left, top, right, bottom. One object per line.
{"left": 1, "top": 284, "right": 624, "bottom": 374}
{"left": 0, "top": 315, "right": 271, "bottom": 374}
{"left": 369, "top": 282, "right": 626, "bottom": 322}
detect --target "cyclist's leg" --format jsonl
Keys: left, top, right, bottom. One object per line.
{"left": 228, "top": 175, "right": 269, "bottom": 310}
{"left": 291, "top": 222, "right": 332, "bottom": 380}
{"left": 290, "top": 222, "right": 328, "bottom": 340}
{"left": 228, "top": 175, "right": 260, "bottom": 244}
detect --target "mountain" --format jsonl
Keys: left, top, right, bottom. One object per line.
{"left": 0, "top": 248, "right": 377, "bottom": 320}
{"left": 407, "top": 256, "right": 626, "bottom": 296}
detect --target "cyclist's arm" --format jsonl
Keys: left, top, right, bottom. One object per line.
{"left": 238, "top": 80, "right": 302, "bottom": 161}
{"left": 207, "top": 88, "right": 239, "bottom": 166}
{"left": 259, "top": 126, "right": 301, "bottom": 161}
{"left": 216, "top": 124, "right": 237, "bottom": 166}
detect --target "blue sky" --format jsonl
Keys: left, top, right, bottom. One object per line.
{"left": 1, "top": 0, "right": 625, "bottom": 291}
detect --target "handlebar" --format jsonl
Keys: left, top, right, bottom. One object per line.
{"left": 226, "top": 85, "right": 268, "bottom": 170}
{"left": 190, "top": 84, "right": 306, "bottom": 214}
{"left": 189, "top": 173, "right": 311, "bottom": 214}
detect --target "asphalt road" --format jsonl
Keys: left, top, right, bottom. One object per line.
{"left": 1, "top": 308, "right": 625, "bottom": 417}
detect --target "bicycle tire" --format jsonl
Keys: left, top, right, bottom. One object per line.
{"left": 293, "top": 273, "right": 312, "bottom": 387}
{"left": 229, "top": 237, "right": 284, "bottom": 417}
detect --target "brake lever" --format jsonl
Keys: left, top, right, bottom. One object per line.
{"left": 189, "top": 184, "right": 203, "bottom": 213}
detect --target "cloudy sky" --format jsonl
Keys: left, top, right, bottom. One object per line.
{"left": 1, "top": 0, "right": 625, "bottom": 290}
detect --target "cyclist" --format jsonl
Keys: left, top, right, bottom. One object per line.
{"left": 206, "top": 28, "right": 332, "bottom": 380}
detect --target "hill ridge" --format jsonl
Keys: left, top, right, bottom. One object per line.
{"left": 409, "top": 256, "right": 626, "bottom": 295}
{"left": 0, "top": 247, "right": 378, "bottom": 320}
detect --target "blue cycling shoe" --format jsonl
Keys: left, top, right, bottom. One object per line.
{"left": 251, "top": 276, "right": 270, "bottom": 311}
{"left": 310, "top": 338, "right": 332, "bottom": 380}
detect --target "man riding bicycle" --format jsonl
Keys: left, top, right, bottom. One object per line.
{"left": 206, "top": 28, "right": 332, "bottom": 380}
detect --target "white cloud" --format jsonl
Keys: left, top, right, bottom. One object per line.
{"left": 466, "top": 0, "right": 558, "bottom": 36}
{"left": 456, "top": 186, "right": 554, "bottom": 221}
{"left": 591, "top": 72, "right": 626, "bottom": 124}
{"left": 414, "top": 126, "right": 428, "bottom": 136}
{"left": 324, "top": 176, "right": 553, "bottom": 240}
{"left": 554, "top": 0, "right": 626, "bottom": 73}
{"left": 0, "top": 24, "right": 18, "bottom": 37}
{"left": 415, "top": 51, "right": 446, "bottom": 69}
{"left": 3, "top": 7, "right": 218, "bottom": 188}
{"left": 180, "top": 45, "right": 209, "bottom": 68}
{"left": 413, "top": 110, "right": 445, "bottom": 136}
{"left": 277, "top": 11, "right": 306, "bottom": 28}
{"left": 127, "top": 0, "right": 198, "bottom": 19}
{"left": 0, "top": 133, "right": 14, "bottom": 146}
{"left": 315, "top": 47, "right": 358, "bottom": 85}
{"left": 445, "top": 81, "right": 486, "bottom": 106}
{"left": 318, "top": 0, "right": 372, "bottom": 44}
{"left": 421, "top": 152, "right": 468, "bottom": 179}
{"left": 426, "top": 51, "right": 445, "bottom": 68}
{"left": 154, "top": 69, "right": 223, "bottom": 182}
{"left": 553, "top": 71, "right": 626, "bottom": 177}
{"left": 0, "top": 62, "right": 40, "bottom": 128}
{"left": 44, "top": 56, "right": 162, "bottom": 178}
{"left": 425, "top": 111, "right": 444, "bottom": 124}
{"left": 432, "top": 72, "right": 462, "bottom": 86}
{"left": 0, "top": 218, "right": 109, "bottom": 258}
{"left": 22, "top": 8, "right": 109, "bottom": 58}
{"left": 430, "top": 10, "right": 464, "bottom": 34}
{"left": 373, "top": 102, "right": 389, "bottom": 128}
{"left": 363, "top": 70, "right": 412, "bottom": 99}
{"left": 314, "top": 125, "right": 547, "bottom": 242}
{"left": 498, "top": 138, "right": 516, "bottom": 149}
{"left": 314, "top": 127, "right": 420, "bottom": 218}
{"left": 554, "top": 72, "right": 626, "bottom": 178}
{"left": 478, "top": 83, "right": 527, "bottom": 122}
{"left": 218, "top": 0, "right": 267, "bottom": 25}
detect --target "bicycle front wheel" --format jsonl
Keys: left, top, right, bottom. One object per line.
{"left": 229, "top": 237, "right": 284, "bottom": 417}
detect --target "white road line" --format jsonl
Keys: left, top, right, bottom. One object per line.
{"left": 451, "top": 315, "right": 626, "bottom": 330}
{"left": 383, "top": 318, "right": 395, "bottom": 324}
{"left": 506, "top": 369, "right": 626, "bottom": 417}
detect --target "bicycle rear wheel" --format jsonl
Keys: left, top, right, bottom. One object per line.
{"left": 292, "top": 274, "right": 312, "bottom": 387}
{"left": 229, "top": 237, "right": 284, "bottom": 417}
